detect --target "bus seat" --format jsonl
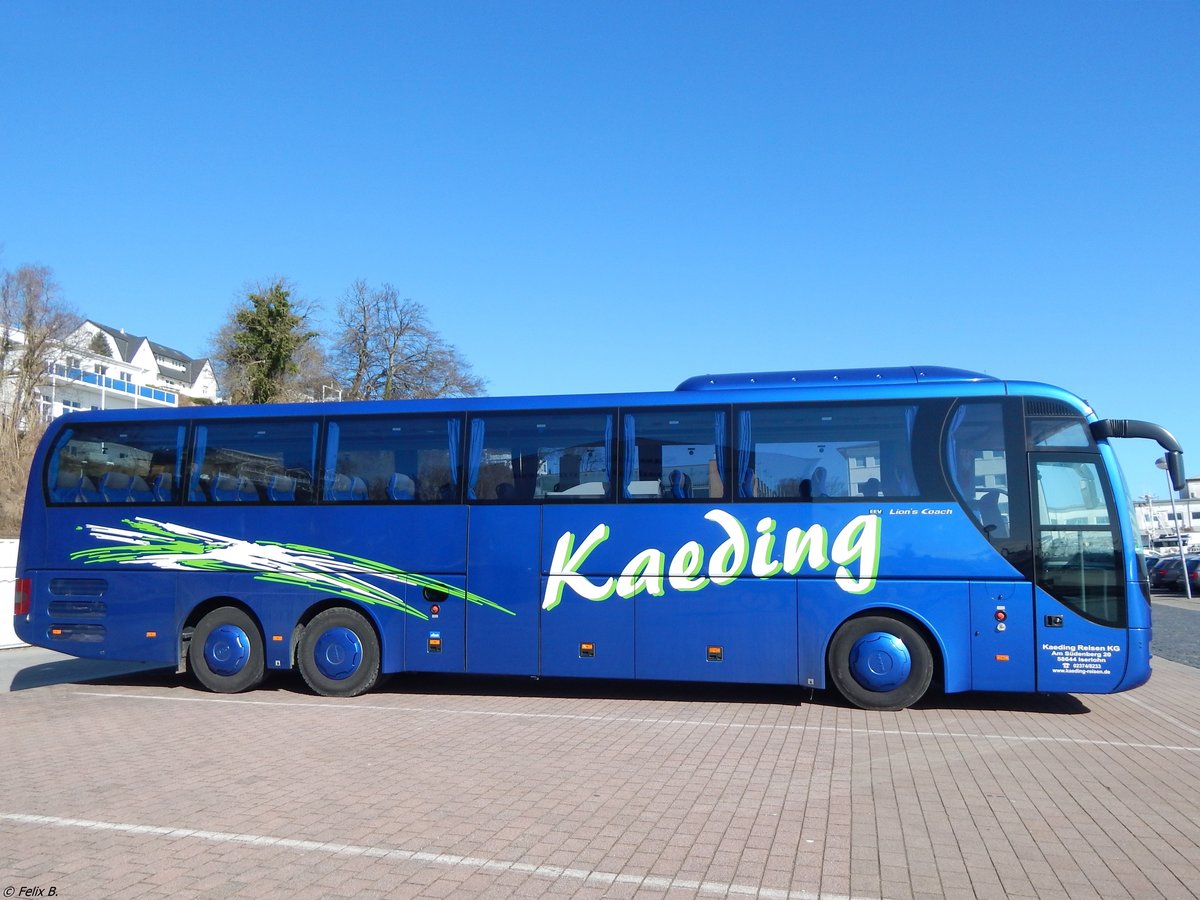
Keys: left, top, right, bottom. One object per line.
{"left": 669, "top": 470, "right": 692, "bottom": 499}
{"left": 268, "top": 475, "right": 296, "bottom": 502}
{"left": 152, "top": 474, "right": 173, "bottom": 502}
{"left": 387, "top": 473, "right": 415, "bottom": 501}
{"left": 78, "top": 476, "right": 102, "bottom": 503}
{"left": 976, "top": 490, "right": 1007, "bottom": 538}
{"left": 54, "top": 470, "right": 85, "bottom": 502}
{"left": 350, "top": 476, "right": 368, "bottom": 501}
{"left": 99, "top": 472, "right": 132, "bottom": 502}
{"left": 549, "top": 482, "right": 608, "bottom": 498}
{"left": 127, "top": 476, "right": 155, "bottom": 503}
{"left": 326, "top": 473, "right": 358, "bottom": 501}
{"left": 626, "top": 480, "right": 662, "bottom": 499}
{"left": 235, "top": 477, "right": 259, "bottom": 501}
{"left": 211, "top": 474, "right": 240, "bottom": 501}
{"left": 326, "top": 473, "right": 348, "bottom": 500}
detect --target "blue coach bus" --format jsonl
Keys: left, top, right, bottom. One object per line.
{"left": 13, "top": 366, "right": 1185, "bottom": 710}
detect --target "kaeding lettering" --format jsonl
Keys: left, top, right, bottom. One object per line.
{"left": 542, "top": 511, "right": 881, "bottom": 610}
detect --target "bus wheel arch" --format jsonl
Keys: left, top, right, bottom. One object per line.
{"left": 295, "top": 603, "right": 382, "bottom": 698}
{"left": 825, "top": 610, "right": 940, "bottom": 711}
{"left": 184, "top": 600, "right": 266, "bottom": 694}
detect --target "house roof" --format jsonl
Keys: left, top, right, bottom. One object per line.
{"left": 90, "top": 321, "right": 212, "bottom": 386}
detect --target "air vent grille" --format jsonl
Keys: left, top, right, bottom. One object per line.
{"left": 1025, "top": 399, "right": 1079, "bottom": 417}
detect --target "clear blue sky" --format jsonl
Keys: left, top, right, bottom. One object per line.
{"left": 2, "top": 1, "right": 1196, "bottom": 501}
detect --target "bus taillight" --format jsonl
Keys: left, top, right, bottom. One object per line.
{"left": 14, "top": 578, "right": 31, "bottom": 617}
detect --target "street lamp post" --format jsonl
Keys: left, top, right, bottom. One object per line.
{"left": 1156, "top": 457, "right": 1192, "bottom": 599}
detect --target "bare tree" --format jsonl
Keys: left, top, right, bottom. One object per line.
{"left": 332, "top": 280, "right": 485, "bottom": 401}
{"left": 0, "top": 264, "right": 81, "bottom": 534}
{"left": 281, "top": 337, "right": 340, "bottom": 403}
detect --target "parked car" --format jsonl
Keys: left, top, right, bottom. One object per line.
{"left": 1182, "top": 558, "right": 1200, "bottom": 593}
{"left": 1151, "top": 557, "right": 1184, "bottom": 589}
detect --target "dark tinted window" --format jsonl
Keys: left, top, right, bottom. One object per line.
{"left": 735, "top": 404, "right": 919, "bottom": 500}
{"left": 1026, "top": 416, "right": 1094, "bottom": 449}
{"left": 467, "top": 411, "right": 613, "bottom": 501}
{"left": 189, "top": 421, "right": 317, "bottom": 503}
{"left": 46, "top": 422, "right": 185, "bottom": 504}
{"left": 947, "top": 402, "right": 1011, "bottom": 537}
{"left": 324, "top": 416, "right": 461, "bottom": 503}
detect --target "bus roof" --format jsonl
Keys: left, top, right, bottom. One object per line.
{"left": 50, "top": 366, "right": 1095, "bottom": 423}
{"left": 675, "top": 366, "right": 997, "bottom": 391}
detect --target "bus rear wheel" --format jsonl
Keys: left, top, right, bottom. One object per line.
{"left": 827, "top": 615, "right": 933, "bottom": 711}
{"left": 297, "top": 607, "right": 381, "bottom": 698}
{"left": 188, "top": 607, "right": 265, "bottom": 694}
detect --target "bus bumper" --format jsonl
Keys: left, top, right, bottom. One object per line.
{"left": 1115, "top": 627, "right": 1152, "bottom": 692}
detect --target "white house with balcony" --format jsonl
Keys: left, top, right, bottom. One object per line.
{"left": 39, "top": 320, "right": 218, "bottom": 418}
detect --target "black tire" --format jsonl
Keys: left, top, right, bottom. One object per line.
{"left": 827, "top": 615, "right": 933, "bottom": 711}
{"left": 297, "top": 607, "right": 381, "bottom": 698}
{"left": 188, "top": 607, "right": 265, "bottom": 694}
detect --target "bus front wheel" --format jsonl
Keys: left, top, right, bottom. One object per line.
{"left": 188, "top": 607, "right": 265, "bottom": 694}
{"left": 827, "top": 615, "right": 933, "bottom": 711}
{"left": 297, "top": 607, "right": 381, "bottom": 698}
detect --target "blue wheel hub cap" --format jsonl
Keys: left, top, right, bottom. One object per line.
{"left": 313, "top": 626, "right": 363, "bottom": 681}
{"left": 848, "top": 631, "right": 912, "bottom": 692}
{"left": 204, "top": 624, "right": 251, "bottom": 676}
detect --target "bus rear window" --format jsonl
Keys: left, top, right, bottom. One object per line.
{"left": 47, "top": 423, "right": 185, "bottom": 504}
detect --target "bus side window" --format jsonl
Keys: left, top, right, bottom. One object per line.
{"left": 324, "top": 415, "right": 463, "bottom": 504}
{"left": 466, "top": 411, "right": 614, "bottom": 502}
{"left": 734, "top": 403, "right": 919, "bottom": 501}
{"left": 621, "top": 408, "right": 727, "bottom": 501}
{"left": 45, "top": 423, "right": 184, "bottom": 505}
{"left": 191, "top": 421, "right": 317, "bottom": 504}
{"left": 946, "top": 403, "right": 1010, "bottom": 538}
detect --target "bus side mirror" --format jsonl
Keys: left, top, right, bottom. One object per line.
{"left": 1165, "top": 451, "right": 1186, "bottom": 494}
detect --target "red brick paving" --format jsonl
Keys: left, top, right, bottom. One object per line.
{"left": 2, "top": 659, "right": 1200, "bottom": 898}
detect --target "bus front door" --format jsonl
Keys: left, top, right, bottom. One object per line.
{"left": 1031, "top": 456, "right": 1129, "bottom": 694}
{"left": 1034, "top": 588, "right": 1128, "bottom": 694}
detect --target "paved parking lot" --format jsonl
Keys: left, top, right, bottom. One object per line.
{"left": 1150, "top": 590, "right": 1200, "bottom": 668}
{"left": 3, "top": 637, "right": 1200, "bottom": 900}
